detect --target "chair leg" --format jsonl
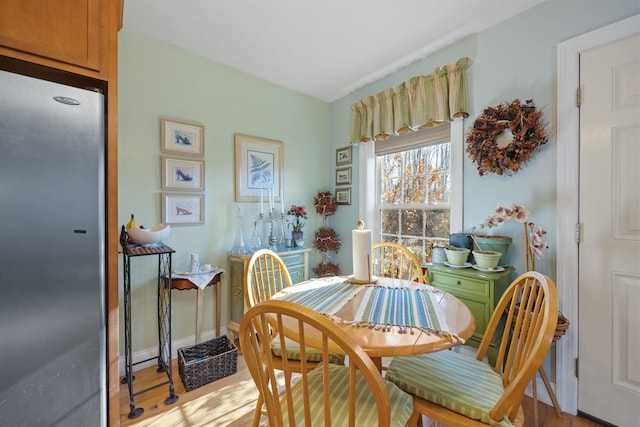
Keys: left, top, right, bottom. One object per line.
{"left": 532, "top": 376, "right": 539, "bottom": 427}
{"left": 252, "top": 393, "right": 264, "bottom": 427}
{"left": 539, "top": 366, "right": 563, "bottom": 417}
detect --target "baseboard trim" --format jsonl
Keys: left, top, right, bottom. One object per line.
{"left": 118, "top": 326, "right": 230, "bottom": 376}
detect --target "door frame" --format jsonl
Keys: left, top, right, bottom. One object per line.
{"left": 556, "top": 14, "right": 639, "bottom": 415}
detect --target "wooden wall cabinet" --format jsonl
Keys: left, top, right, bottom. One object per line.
{"left": 0, "top": 0, "right": 119, "bottom": 79}
{"left": 426, "top": 264, "right": 514, "bottom": 365}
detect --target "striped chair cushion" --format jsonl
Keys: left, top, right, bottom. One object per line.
{"left": 283, "top": 363, "right": 414, "bottom": 426}
{"left": 385, "top": 350, "right": 513, "bottom": 427}
{"left": 271, "top": 335, "right": 346, "bottom": 365}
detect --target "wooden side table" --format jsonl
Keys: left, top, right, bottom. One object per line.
{"left": 171, "top": 271, "right": 223, "bottom": 343}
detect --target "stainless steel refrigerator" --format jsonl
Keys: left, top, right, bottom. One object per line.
{"left": 0, "top": 69, "right": 106, "bottom": 426}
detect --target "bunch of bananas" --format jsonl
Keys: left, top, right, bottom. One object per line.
{"left": 126, "top": 214, "right": 135, "bottom": 230}
{"left": 120, "top": 213, "right": 136, "bottom": 247}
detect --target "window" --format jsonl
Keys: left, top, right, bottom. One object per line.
{"left": 378, "top": 142, "right": 451, "bottom": 262}
{"left": 359, "top": 120, "right": 463, "bottom": 264}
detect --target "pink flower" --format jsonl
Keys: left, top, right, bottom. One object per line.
{"left": 479, "top": 203, "right": 549, "bottom": 271}
{"left": 287, "top": 205, "right": 308, "bottom": 231}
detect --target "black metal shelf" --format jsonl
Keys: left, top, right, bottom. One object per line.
{"left": 121, "top": 243, "right": 179, "bottom": 419}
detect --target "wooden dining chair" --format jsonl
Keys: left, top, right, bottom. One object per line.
{"left": 240, "top": 299, "right": 415, "bottom": 426}
{"left": 386, "top": 271, "right": 558, "bottom": 426}
{"left": 244, "top": 249, "right": 344, "bottom": 426}
{"left": 245, "top": 248, "right": 294, "bottom": 309}
{"left": 372, "top": 242, "right": 427, "bottom": 283}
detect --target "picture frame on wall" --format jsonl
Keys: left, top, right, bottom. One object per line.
{"left": 161, "top": 118, "right": 205, "bottom": 156}
{"left": 336, "top": 146, "right": 352, "bottom": 165}
{"left": 162, "top": 193, "right": 204, "bottom": 226}
{"left": 335, "top": 167, "right": 352, "bottom": 185}
{"left": 234, "top": 133, "right": 283, "bottom": 202}
{"left": 336, "top": 188, "right": 351, "bottom": 205}
{"left": 162, "top": 156, "right": 205, "bottom": 191}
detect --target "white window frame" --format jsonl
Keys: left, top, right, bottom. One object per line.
{"left": 358, "top": 117, "right": 464, "bottom": 243}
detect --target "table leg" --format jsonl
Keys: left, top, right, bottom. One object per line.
{"left": 372, "top": 357, "right": 383, "bottom": 373}
{"left": 216, "top": 280, "right": 221, "bottom": 337}
{"left": 196, "top": 288, "right": 203, "bottom": 344}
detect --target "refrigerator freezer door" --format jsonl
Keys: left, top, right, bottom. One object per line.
{"left": 0, "top": 70, "right": 106, "bottom": 426}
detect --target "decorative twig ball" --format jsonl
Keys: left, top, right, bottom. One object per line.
{"left": 314, "top": 191, "right": 338, "bottom": 217}
{"left": 314, "top": 227, "right": 341, "bottom": 253}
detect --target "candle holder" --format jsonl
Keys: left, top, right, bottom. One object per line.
{"left": 260, "top": 209, "right": 286, "bottom": 251}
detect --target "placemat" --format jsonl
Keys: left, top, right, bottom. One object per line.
{"left": 275, "top": 280, "right": 459, "bottom": 339}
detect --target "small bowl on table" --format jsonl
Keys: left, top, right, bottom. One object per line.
{"left": 472, "top": 250, "right": 502, "bottom": 270}
{"left": 444, "top": 247, "right": 470, "bottom": 266}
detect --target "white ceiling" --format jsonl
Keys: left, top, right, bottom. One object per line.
{"left": 123, "top": 0, "right": 547, "bottom": 102}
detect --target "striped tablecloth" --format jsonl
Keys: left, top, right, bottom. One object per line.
{"left": 274, "top": 278, "right": 456, "bottom": 339}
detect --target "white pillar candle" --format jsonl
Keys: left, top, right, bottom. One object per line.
{"left": 352, "top": 222, "right": 372, "bottom": 282}
{"left": 280, "top": 190, "right": 284, "bottom": 214}
{"left": 260, "top": 189, "right": 264, "bottom": 215}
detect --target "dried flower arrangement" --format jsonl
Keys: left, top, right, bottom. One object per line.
{"left": 478, "top": 203, "right": 548, "bottom": 271}
{"left": 466, "top": 99, "right": 548, "bottom": 176}
{"left": 314, "top": 190, "right": 338, "bottom": 217}
{"left": 312, "top": 191, "right": 341, "bottom": 276}
{"left": 314, "top": 227, "right": 341, "bottom": 253}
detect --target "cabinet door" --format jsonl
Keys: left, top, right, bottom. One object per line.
{"left": 229, "top": 259, "right": 245, "bottom": 325}
{"left": 280, "top": 253, "right": 306, "bottom": 283}
{"left": 0, "top": 0, "right": 103, "bottom": 72}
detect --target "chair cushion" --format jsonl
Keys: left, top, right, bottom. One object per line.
{"left": 283, "top": 363, "right": 414, "bottom": 426}
{"left": 385, "top": 350, "right": 513, "bottom": 427}
{"left": 271, "top": 335, "right": 346, "bottom": 365}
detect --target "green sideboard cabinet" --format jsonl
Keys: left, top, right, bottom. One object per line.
{"left": 426, "top": 264, "right": 514, "bottom": 365}
{"left": 227, "top": 248, "right": 311, "bottom": 339}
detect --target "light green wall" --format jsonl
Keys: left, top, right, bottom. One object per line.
{"left": 329, "top": 0, "right": 639, "bottom": 277}
{"left": 118, "top": 0, "right": 639, "bottom": 355}
{"left": 118, "top": 30, "right": 330, "bottom": 352}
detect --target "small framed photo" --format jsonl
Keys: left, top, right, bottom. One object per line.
{"left": 162, "top": 193, "right": 204, "bottom": 226}
{"left": 162, "top": 156, "right": 205, "bottom": 191}
{"left": 336, "top": 146, "right": 352, "bottom": 165}
{"left": 161, "top": 118, "right": 204, "bottom": 156}
{"left": 336, "top": 188, "right": 351, "bottom": 205}
{"left": 336, "top": 167, "right": 352, "bottom": 185}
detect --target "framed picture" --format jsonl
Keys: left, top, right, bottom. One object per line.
{"left": 336, "top": 167, "right": 352, "bottom": 185}
{"left": 234, "top": 134, "right": 283, "bottom": 202}
{"left": 336, "top": 188, "right": 352, "bottom": 205}
{"left": 162, "top": 156, "right": 205, "bottom": 191}
{"left": 336, "top": 146, "right": 352, "bottom": 165}
{"left": 162, "top": 193, "right": 204, "bottom": 226}
{"left": 161, "top": 118, "right": 205, "bottom": 156}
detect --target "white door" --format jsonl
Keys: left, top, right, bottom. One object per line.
{"left": 579, "top": 34, "right": 640, "bottom": 427}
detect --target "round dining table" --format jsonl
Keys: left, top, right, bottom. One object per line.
{"left": 271, "top": 276, "right": 476, "bottom": 371}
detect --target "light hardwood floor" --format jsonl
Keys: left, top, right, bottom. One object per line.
{"left": 120, "top": 351, "right": 606, "bottom": 427}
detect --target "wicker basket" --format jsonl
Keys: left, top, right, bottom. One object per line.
{"left": 511, "top": 304, "right": 570, "bottom": 343}
{"left": 553, "top": 312, "right": 570, "bottom": 343}
{"left": 178, "top": 335, "right": 238, "bottom": 391}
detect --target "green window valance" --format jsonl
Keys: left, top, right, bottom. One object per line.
{"left": 350, "top": 57, "right": 472, "bottom": 144}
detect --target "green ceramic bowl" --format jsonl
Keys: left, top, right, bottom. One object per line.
{"left": 444, "top": 247, "right": 470, "bottom": 266}
{"left": 472, "top": 250, "right": 502, "bottom": 269}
